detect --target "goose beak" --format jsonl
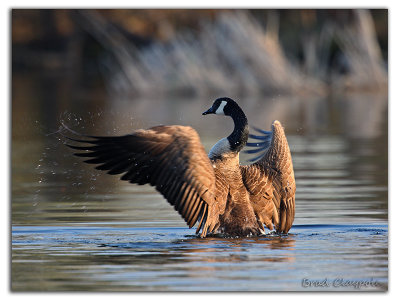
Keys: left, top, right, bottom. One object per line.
{"left": 202, "top": 107, "right": 214, "bottom": 115}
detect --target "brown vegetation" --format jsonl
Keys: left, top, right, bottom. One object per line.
{"left": 12, "top": 9, "right": 388, "bottom": 97}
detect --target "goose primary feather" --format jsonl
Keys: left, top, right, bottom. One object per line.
{"left": 62, "top": 97, "right": 296, "bottom": 237}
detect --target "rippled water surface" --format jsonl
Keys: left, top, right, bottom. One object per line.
{"left": 12, "top": 224, "right": 387, "bottom": 291}
{"left": 12, "top": 73, "right": 388, "bottom": 291}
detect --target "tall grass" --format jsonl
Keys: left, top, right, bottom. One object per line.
{"left": 78, "top": 10, "right": 387, "bottom": 98}
{"left": 332, "top": 10, "right": 387, "bottom": 92}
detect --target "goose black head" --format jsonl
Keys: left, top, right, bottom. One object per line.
{"left": 203, "top": 97, "right": 249, "bottom": 153}
{"left": 202, "top": 97, "right": 240, "bottom": 117}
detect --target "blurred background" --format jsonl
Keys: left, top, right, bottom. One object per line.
{"left": 12, "top": 9, "right": 388, "bottom": 134}
{"left": 12, "top": 9, "right": 387, "bottom": 96}
{"left": 12, "top": 8, "right": 388, "bottom": 148}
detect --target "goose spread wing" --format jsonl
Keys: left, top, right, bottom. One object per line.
{"left": 62, "top": 124, "right": 217, "bottom": 233}
{"left": 242, "top": 120, "right": 296, "bottom": 233}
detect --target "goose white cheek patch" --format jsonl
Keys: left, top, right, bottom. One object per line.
{"left": 215, "top": 101, "right": 227, "bottom": 115}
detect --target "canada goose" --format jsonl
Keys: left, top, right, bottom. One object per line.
{"left": 63, "top": 97, "right": 296, "bottom": 237}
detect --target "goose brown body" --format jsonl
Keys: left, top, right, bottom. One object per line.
{"left": 63, "top": 98, "right": 296, "bottom": 237}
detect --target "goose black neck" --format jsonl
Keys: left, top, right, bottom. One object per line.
{"left": 227, "top": 105, "right": 249, "bottom": 153}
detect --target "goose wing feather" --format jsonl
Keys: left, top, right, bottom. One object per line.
{"left": 241, "top": 120, "right": 296, "bottom": 233}
{"left": 62, "top": 124, "right": 218, "bottom": 233}
{"left": 243, "top": 126, "right": 273, "bottom": 162}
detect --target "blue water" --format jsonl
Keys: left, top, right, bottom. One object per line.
{"left": 12, "top": 223, "right": 387, "bottom": 291}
